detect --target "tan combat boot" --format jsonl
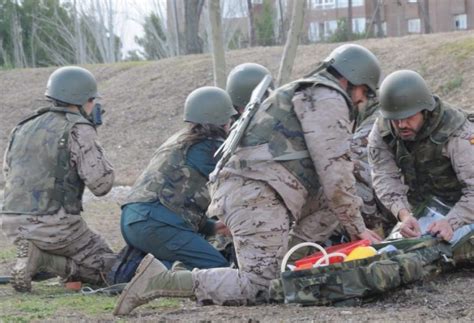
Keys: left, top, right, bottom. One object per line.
{"left": 11, "top": 239, "right": 73, "bottom": 292}
{"left": 113, "top": 254, "right": 194, "bottom": 316}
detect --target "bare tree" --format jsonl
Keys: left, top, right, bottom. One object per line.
{"left": 277, "top": 0, "right": 305, "bottom": 86}
{"left": 247, "top": 0, "right": 256, "bottom": 47}
{"left": 347, "top": 0, "right": 353, "bottom": 40}
{"left": 185, "top": 0, "right": 205, "bottom": 54}
{"left": 207, "top": 0, "right": 226, "bottom": 89}
{"left": 11, "top": 5, "right": 27, "bottom": 68}
{"left": 419, "top": 0, "right": 431, "bottom": 34}
{"left": 374, "top": 0, "right": 384, "bottom": 38}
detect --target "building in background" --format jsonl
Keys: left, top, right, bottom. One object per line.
{"left": 305, "top": 0, "right": 473, "bottom": 42}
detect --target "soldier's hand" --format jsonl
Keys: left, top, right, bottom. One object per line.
{"left": 427, "top": 219, "right": 453, "bottom": 241}
{"left": 400, "top": 215, "right": 421, "bottom": 238}
{"left": 215, "top": 221, "right": 232, "bottom": 237}
{"left": 357, "top": 229, "right": 382, "bottom": 243}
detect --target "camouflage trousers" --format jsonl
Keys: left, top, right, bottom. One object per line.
{"left": 1, "top": 210, "right": 116, "bottom": 284}
{"left": 194, "top": 176, "right": 290, "bottom": 305}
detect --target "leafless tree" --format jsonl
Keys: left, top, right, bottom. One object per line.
{"left": 247, "top": 0, "right": 256, "bottom": 47}
{"left": 277, "top": 0, "right": 305, "bottom": 86}
{"left": 207, "top": 0, "right": 226, "bottom": 88}
{"left": 185, "top": 0, "right": 205, "bottom": 54}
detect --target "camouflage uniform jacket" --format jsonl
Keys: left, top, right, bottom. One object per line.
{"left": 369, "top": 97, "right": 474, "bottom": 230}
{"left": 210, "top": 72, "right": 366, "bottom": 237}
{"left": 124, "top": 129, "right": 219, "bottom": 232}
{"left": 2, "top": 107, "right": 114, "bottom": 215}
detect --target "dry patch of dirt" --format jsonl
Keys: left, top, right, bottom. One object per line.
{"left": 1, "top": 31, "right": 473, "bottom": 187}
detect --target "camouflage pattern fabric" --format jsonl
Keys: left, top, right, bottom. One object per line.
{"left": 1, "top": 111, "right": 115, "bottom": 285}
{"left": 192, "top": 176, "right": 290, "bottom": 305}
{"left": 2, "top": 107, "right": 93, "bottom": 215}
{"left": 369, "top": 97, "right": 474, "bottom": 230}
{"left": 124, "top": 129, "right": 211, "bottom": 232}
{"left": 350, "top": 101, "right": 396, "bottom": 237}
{"left": 270, "top": 237, "right": 455, "bottom": 305}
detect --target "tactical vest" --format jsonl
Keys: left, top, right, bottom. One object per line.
{"left": 379, "top": 98, "right": 467, "bottom": 209}
{"left": 125, "top": 129, "right": 212, "bottom": 232}
{"left": 2, "top": 107, "right": 92, "bottom": 215}
{"left": 239, "top": 72, "right": 353, "bottom": 197}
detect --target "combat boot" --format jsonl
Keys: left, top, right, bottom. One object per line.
{"left": 11, "top": 239, "right": 74, "bottom": 292}
{"left": 452, "top": 230, "right": 474, "bottom": 265}
{"left": 114, "top": 254, "right": 194, "bottom": 316}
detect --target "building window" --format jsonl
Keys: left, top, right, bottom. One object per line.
{"left": 407, "top": 0, "right": 418, "bottom": 3}
{"left": 352, "top": 17, "right": 366, "bottom": 33}
{"left": 311, "top": 0, "right": 335, "bottom": 10}
{"left": 407, "top": 18, "right": 421, "bottom": 33}
{"left": 325, "top": 20, "right": 338, "bottom": 37}
{"left": 308, "top": 22, "right": 321, "bottom": 41}
{"left": 454, "top": 14, "right": 467, "bottom": 30}
{"left": 337, "top": 0, "right": 364, "bottom": 7}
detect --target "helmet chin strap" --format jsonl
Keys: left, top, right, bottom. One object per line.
{"left": 346, "top": 83, "right": 359, "bottom": 124}
{"left": 78, "top": 105, "right": 94, "bottom": 123}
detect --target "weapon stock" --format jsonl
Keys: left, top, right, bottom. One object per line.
{"left": 214, "top": 75, "right": 273, "bottom": 172}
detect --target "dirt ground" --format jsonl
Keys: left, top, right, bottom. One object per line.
{"left": 1, "top": 31, "right": 473, "bottom": 187}
{"left": 0, "top": 188, "right": 473, "bottom": 321}
{"left": 1, "top": 32, "right": 474, "bottom": 321}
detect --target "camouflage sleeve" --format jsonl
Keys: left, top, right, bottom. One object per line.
{"left": 69, "top": 124, "right": 114, "bottom": 196}
{"left": 444, "top": 121, "right": 474, "bottom": 230}
{"left": 2, "top": 126, "right": 18, "bottom": 179}
{"left": 293, "top": 86, "right": 366, "bottom": 237}
{"left": 368, "top": 121, "right": 410, "bottom": 219}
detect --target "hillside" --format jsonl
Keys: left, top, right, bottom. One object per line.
{"left": 1, "top": 31, "right": 473, "bottom": 186}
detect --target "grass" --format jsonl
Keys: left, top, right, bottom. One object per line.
{"left": 0, "top": 280, "right": 181, "bottom": 320}
{"left": 438, "top": 37, "right": 474, "bottom": 61}
{"left": 438, "top": 74, "right": 463, "bottom": 95}
{"left": 0, "top": 246, "right": 16, "bottom": 262}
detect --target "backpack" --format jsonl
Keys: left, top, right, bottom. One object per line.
{"left": 269, "top": 236, "right": 463, "bottom": 305}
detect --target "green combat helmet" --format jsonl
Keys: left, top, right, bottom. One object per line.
{"left": 379, "top": 69, "right": 436, "bottom": 120}
{"left": 45, "top": 66, "right": 99, "bottom": 106}
{"left": 226, "top": 63, "right": 272, "bottom": 109}
{"left": 184, "top": 86, "right": 237, "bottom": 126}
{"left": 324, "top": 44, "right": 381, "bottom": 95}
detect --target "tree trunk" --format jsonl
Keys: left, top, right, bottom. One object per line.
{"left": 185, "top": 0, "right": 205, "bottom": 54}
{"left": 276, "top": 0, "right": 305, "bottom": 87}
{"left": 247, "top": 0, "right": 256, "bottom": 47}
{"left": 373, "top": 0, "right": 384, "bottom": 38}
{"left": 171, "top": 0, "right": 181, "bottom": 55}
{"left": 420, "top": 0, "right": 431, "bottom": 33}
{"left": 347, "top": 0, "right": 353, "bottom": 40}
{"left": 208, "top": 0, "right": 226, "bottom": 89}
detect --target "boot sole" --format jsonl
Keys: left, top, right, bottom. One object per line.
{"left": 11, "top": 241, "right": 32, "bottom": 292}
{"left": 113, "top": 254, "right": 155, "bottom": 315}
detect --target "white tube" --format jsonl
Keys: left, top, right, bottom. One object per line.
{"left": 280, "top": 242, "right": 328, "bottom": 273}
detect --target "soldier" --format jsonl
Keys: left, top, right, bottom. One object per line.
{"left": 113, "top": 43, "right": 383, "bottom": 315}
{"left": 1, "top": 66, "right": 116, "bottom": 292}
{"left": 369, "top": 70, "right": 474, "bottom": 243}
{"left": 226, "top": 63, "right": 272, "bottom": 113}
{"left": 120, "top": 87, "right": 236, "bottom": 270}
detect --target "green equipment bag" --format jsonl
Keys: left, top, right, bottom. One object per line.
{"left": 270, "top": 236, "right": 458, "bottom": 305}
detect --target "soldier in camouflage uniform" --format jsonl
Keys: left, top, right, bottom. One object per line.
{"left": 369, "top": 70, "right": 474, "bottom": 243}
{"left": 113, "top": 44, "right": 384, "bottom": 315}
{"left": 120, "top": 87, "right": 236, "bottom": 270}
{"left": 1, "top": 66, "right": 116, "bottom": 292}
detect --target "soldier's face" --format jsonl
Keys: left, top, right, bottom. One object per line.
{"left": 350, "top": 85, "right": 369, "bottom": 108}
{"left": 391, "top": 112, "right": 425, "bottom": 141}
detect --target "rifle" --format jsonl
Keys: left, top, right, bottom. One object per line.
{"left": 213, "top": 75, "right": 273, "bottom": 175}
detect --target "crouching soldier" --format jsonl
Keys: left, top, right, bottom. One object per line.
{"left": 113, "top": 44, "right": 383, "bottom": 315}
{"left": 369, "top": 70, "right": 474, "bottom": 246}
{"left": 120, "top": 87, "right": 236, "bottom": 270}
{"left": 1, "top": 66, "right": 116, "bottom": 292}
